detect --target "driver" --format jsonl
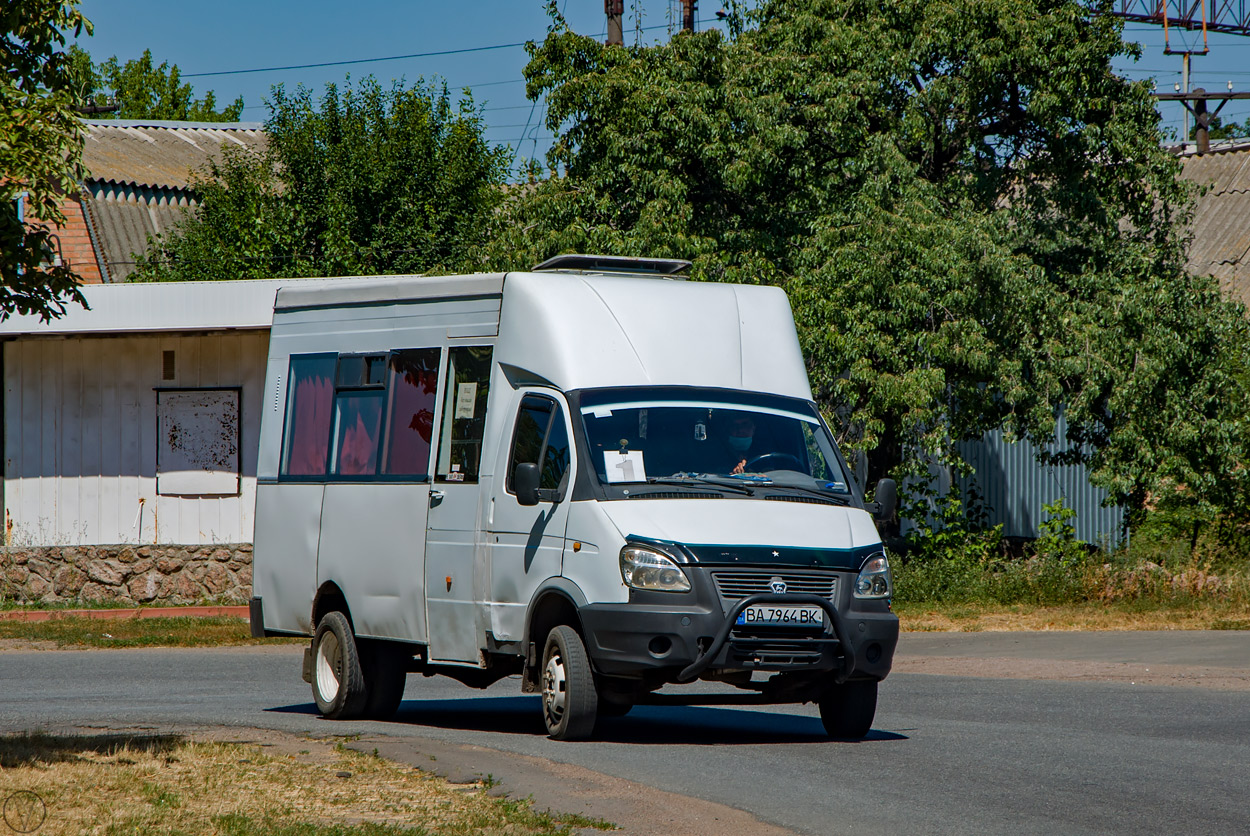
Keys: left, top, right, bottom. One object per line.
{"left": 724, "top": 414, "right": 758, "bottom": 475}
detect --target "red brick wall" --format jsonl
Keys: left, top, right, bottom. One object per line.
{"left": 52, "top": 193, "right": 104, "bottom": 284}
{"left": 21, "top": 192, "right": 105, "bottom": 284}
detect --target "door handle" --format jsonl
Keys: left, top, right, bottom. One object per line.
{"left": 430, "top": 489, "right": 445, "bottom": 502}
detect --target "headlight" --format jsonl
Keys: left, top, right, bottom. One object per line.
{"left": 853, "top": 554, "right": 892, "bottom": 599}
{"left": 620, "top": 546, "right": 691, "bottom": 593}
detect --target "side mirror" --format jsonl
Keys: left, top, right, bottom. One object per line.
{"left": 872, "top": 478, "right": 897, "bottom": 522}
{"left": 515, "top": 462, "right": 541, "bottom": 506}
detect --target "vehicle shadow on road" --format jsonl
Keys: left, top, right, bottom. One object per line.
{"left": 269, "top": 697, "right": 907, "bottom": 744}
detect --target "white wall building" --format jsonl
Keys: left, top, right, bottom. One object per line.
{"left": 0, "top": 279, "right": 337, "bottom": 546}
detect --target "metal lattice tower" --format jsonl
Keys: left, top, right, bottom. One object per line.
{"left": 1112, "top": 1, "right": 1250, "bottom": 36}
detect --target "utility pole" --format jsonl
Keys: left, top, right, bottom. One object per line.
{"left": 1154, "top": 87, "right": 1250, "bottom": 153}
{"left": 682, "top": 0, "right": 697, "bottom": 32}
{"left": 605, "top": 0, "right": 623, "bottom": 45}
{"left": 1160, "top": 0, "right": 1208, "bottom": 147}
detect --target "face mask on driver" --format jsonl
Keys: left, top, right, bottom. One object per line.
{"left": 727, "top": 435, "right": 752, "bottom": 452}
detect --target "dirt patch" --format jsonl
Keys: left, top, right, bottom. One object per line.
{"left": 356, "top": 733, "right": 800, "bottom": 836}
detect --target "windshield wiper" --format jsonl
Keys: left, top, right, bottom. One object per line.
{"left": 762, "top": 482, "right": 852, "bottom": 505}
{"left": 645, "top": 474, "right": 757, "bottom": 496}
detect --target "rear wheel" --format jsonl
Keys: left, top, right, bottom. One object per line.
{"left": 541, "top": 625, "right": 599, "bottom": 740}
{"left": 360, "top": 641, "right": 408, "bottom": 721}
{"left": 312, "top": 611, "right": 368, "bottom": 720}
{"left": 818, "top": 679, "right": 878, "bottom": 740}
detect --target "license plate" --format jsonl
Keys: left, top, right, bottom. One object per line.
{"left": 736, "top": 605, "right": 825, "bottom": 627}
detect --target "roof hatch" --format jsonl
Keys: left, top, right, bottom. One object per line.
{"left": 531, "top": 253, "right": 691, "bottom": 276}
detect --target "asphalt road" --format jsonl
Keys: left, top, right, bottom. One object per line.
{"left": 2, "top": 633, "right": 1248, "bottom": 835}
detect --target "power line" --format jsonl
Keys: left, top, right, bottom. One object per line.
{"left": 240, "top": 90, "right": 535, "bottom": 116}
{"left": 184, "top": 20, "right": 704, "bottom": 82}
{"left": 183, "top": 42, "right": 530, "bottom": 78}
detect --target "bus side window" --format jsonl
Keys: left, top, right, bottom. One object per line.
{"left": 380, "top": 348, "right": 441, "bottom": 478}
{"left": 435, "top": 346, "right": 493, "bottom": 483}
{"left": 279, "top": 354, "right": 337, "bottom": 478}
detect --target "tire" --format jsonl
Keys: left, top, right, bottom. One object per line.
{"left": 818, "top": 679, "right": 878, "bottom": 739}
{"left": 541, "top": 625, "right": 599, "bottom": 740}
{"left": 312, "top": 611, "right": 368, "bottom": 720}
{"left": 360, "top": 640, "right": 408, "bottom": 721}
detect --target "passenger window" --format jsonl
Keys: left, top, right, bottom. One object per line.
{"left": 436, "top": 346, "right": 493, "bottom": 483}
{"left": 280, "top": 354, "right": 336, "bottom": 477}
{"left": 507, "top": 395, "right": 571, "bottom": 496}
{"left": 329, "top": 354, "right": 386, "bottom": 477}
{"left": 331, "top": 393, "right": 383, "bottom": 475}
{"left": 380, "top": 349, "right": 440, "bottom": 477}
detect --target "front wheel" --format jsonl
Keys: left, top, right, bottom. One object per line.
{"left": 818, "top": 679, "right": 878, "bottom": 740}
{"left": 312, "top": 611, "right": 368, "bottom": 720}
{"left": 541, "top": 625, "right": 599, "bottom": 740}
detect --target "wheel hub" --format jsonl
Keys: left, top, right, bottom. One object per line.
{"left": 315, "top": 631, "right": 342, "bottom": 702}
{"left": 542, "top": 651, "right": 567, "bottom": 724}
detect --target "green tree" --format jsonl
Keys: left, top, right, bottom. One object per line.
{"left": 489, "top": 0, "right": 1250, "bottom": 524}
{"left": 68, "top": 46, "right": 243, "bottom": 121}
{"left": 0, "top": 0, "right": 90, "bottom": 321}
{"left": 1192, "top": 114, "right": 1249, "bottom": 141}
{"left": 129, "top": 76, "right": 509, "bottom": 281}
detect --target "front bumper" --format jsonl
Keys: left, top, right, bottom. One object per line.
{"left": 579, "top": 593, "right": 898, "bottom": 683}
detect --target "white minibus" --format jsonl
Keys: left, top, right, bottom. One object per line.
{"left": 250, "top": 255, "right": 899, "bottom": 740}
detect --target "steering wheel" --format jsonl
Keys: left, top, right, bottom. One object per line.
{"left": 741, "top": 452, "right": 803, "bottom": 473}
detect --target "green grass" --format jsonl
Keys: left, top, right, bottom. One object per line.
{"left": 0, "top": 597, "right": 246, "bottom": 611}
{"left": 0, "top": 615, "right": 302, "bottom": 648}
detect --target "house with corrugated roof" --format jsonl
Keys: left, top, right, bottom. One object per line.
{"left": 59, "top": 119, "right": 267, "bottom": 283}
{"left": 1179, "top": 140, "right": 1250, "bottom": 310}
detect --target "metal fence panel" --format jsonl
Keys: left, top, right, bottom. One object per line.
{"left": 955, "top": 412, "right": 1125, "bottom": 548}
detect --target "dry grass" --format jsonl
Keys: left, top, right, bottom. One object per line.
{"left": 896, "top": 600, "right": 1250, "bottom": 632}
{"left": 0, "top": 732, "right": 607, "bottom": 835}
{"left": 0, "top": 616, "right": 303, "bottom": 649}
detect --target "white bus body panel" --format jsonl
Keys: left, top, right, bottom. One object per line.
{"left": 318, "top": 483, "right": 431, "bottom": 642}
{"left": 252, "top": 482, "right": 324, "bottom": 634}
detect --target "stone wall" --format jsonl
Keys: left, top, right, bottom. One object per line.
{"left": 1, "top": 544, "right": 252, "bottom": 605}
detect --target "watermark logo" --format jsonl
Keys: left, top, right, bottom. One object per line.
{"left": 3, "top": 791, "right": 46, "bottom": 833}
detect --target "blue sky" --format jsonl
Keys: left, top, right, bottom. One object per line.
{"left": 72, "top": 1, "right": 1250, "bottom": 177}
{"left": 73, "top": 0, "right": 723, "bottom": 174}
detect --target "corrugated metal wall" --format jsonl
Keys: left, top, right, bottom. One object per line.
{"left": 3, "top": 331, "right": 268, "bottom": 546}
{"left": 956, "top": 412, "right": 1125, "bottom": 547}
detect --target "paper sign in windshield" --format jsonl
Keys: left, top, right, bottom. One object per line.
{"left": 604, "top": 451, "right": 647, "bottom": 483}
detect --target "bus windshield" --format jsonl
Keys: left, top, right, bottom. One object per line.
{"left": 577, "top": 390, "right": 852, "bottom": 496}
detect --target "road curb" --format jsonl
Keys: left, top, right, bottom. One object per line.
{"left": 0, "top": 605, "right": 249, "bottom": 623}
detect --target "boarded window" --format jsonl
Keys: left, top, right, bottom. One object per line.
{"left": 280, "top": 354, "right": 336, "bottom": 477}
{"left": 157, "top": 389, "right": 241, "bottom": 496}
{"left": 381, "top": 348, "right": 440, "bottom": 477}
